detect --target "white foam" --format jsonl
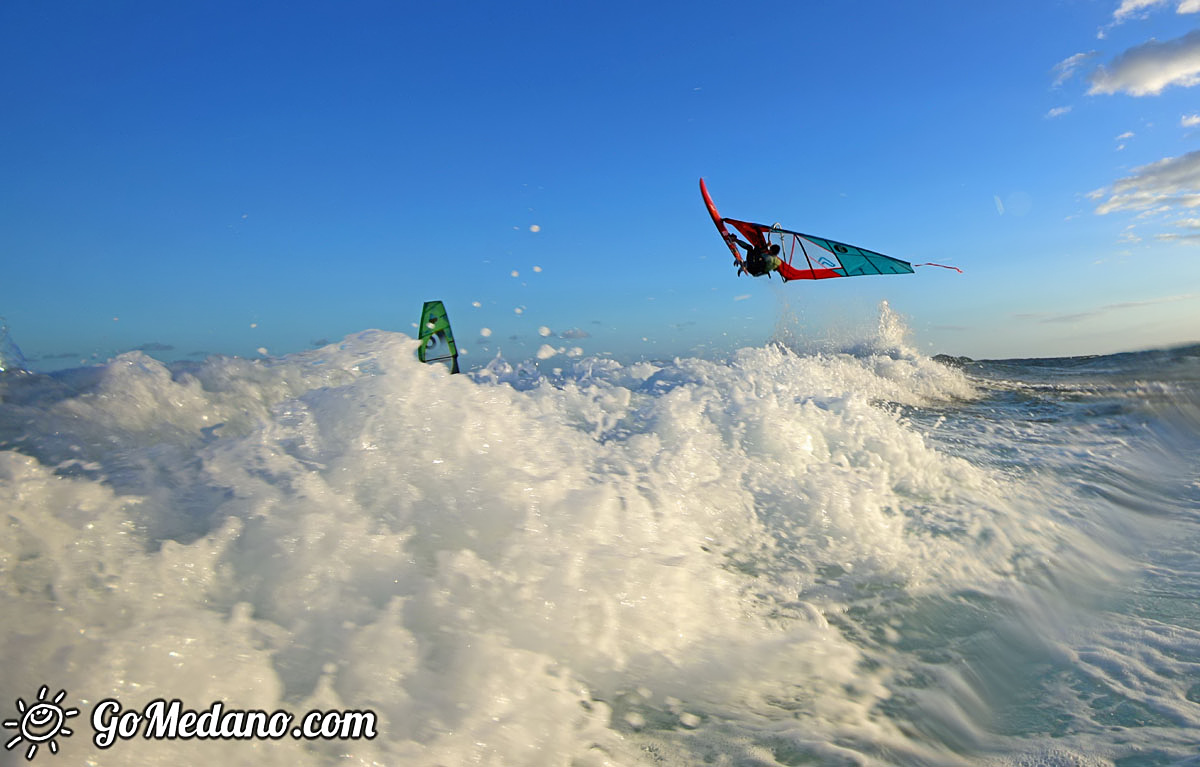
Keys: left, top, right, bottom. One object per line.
{"left": 0, "top": 327, "right": 1182, "bottom": 765}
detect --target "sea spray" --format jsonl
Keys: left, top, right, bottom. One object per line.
{"left": 0, "top": 317, "right": 27, "bottom": 373}
{"left": 1, "top": 327, "right": 1198, "bottom": 765}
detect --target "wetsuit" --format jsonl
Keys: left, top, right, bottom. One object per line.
{"left": 731, "top": 236, "right": 782, "bottom": 277}
{"left": 743, "top": 247, "right": 780, "bottom": 277}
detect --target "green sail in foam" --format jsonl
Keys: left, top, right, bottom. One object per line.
{"left": 417, "top": 300, "right": 459, "bottom": 373}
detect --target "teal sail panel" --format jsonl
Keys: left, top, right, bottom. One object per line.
{"left": 791, "top": 233, "right": 915, "bottom": 276}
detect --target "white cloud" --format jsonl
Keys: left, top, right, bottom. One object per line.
{"left": 1090, "top": 30, "right": 1200, "bottom": 96}
{"left": 1184, "top": 113, "right": 1200, "bottom": 126}
{"left": 1116, "top": 131, "right": 1135, "bottom": 140}
{"left": 1113, "top": 0, "right": 1168, "bottom": 23}
{"left": 1102, "top": 0, "right": 1200, "bottom": 36}
{"left": 1046, "top": 105, "right": 1073, "bottom": 118}
{"left": 1095, "top": 149, "right": 1200, "bottom": 214}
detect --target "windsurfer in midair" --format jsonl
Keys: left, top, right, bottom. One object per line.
{"left": 728, "top": 235, "right": 784, "bottom": 278}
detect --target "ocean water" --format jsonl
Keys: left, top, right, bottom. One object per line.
{"left": 2, "top": 309, "right": 1199, "bottom": 766}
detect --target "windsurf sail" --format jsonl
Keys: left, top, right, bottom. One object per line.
{"left": 417, "top": 300, "right": 459, "bottom": 374}
{"left": 700, "top": 178, "right": 961, "bottom": 281}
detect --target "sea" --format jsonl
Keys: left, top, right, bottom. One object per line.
{"left": 1, "top": 308, "right": 1198, "bottom": 766}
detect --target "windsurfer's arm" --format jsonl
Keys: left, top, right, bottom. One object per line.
{"left": 727, "top": 234, "right": 752, "bottom": 252}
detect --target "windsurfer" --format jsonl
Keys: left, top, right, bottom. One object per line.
{"left": 729, "top": 236, "right": 783, "bottom": 278}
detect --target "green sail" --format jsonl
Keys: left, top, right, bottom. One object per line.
{"left": 417, "top": 300, "right": 459, "bottom": 374}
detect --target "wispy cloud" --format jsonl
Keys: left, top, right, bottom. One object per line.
{"left": 1184, "top": 113, "right": 1200, "bottom": 127}
{"left": 1052, "top": 52, "right": 1097, "bottom": 86}
{"left": 1102, "top": 0, "right": 1200, "bottom": 36}
{"left": 1155, "top": 216, "right": 1200, "bottom": 241}
{"left": 1155, "top": 231, "right": 1200, "bottom": 242}
{"left": 1094, "top": 149, "right": 1200, "bottom": 214}
{"left": 1046, "top": 105, "right": 1073, "bottom": 118}
{"left": 1113, "top": 0, "right": 1169, "bottom": 23}
{"left": 1119, "top": 227, "right": 1144, "bottom": 243}
{"left": 1090, "top": 30, "right": 1200, "bottom": 96}
{"left": 1018, "top": 293, "right": 1199, "bottom": 323}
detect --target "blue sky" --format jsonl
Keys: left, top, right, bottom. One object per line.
{"left": 3, "top": 0, "right": 1199, "bottom": 370}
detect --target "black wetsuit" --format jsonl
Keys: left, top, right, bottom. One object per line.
{"left": 743, "top": 247, "right": 775, "bottom": 277}
{"left": 731, "top": 236, "right": 780, "bottom": 277}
